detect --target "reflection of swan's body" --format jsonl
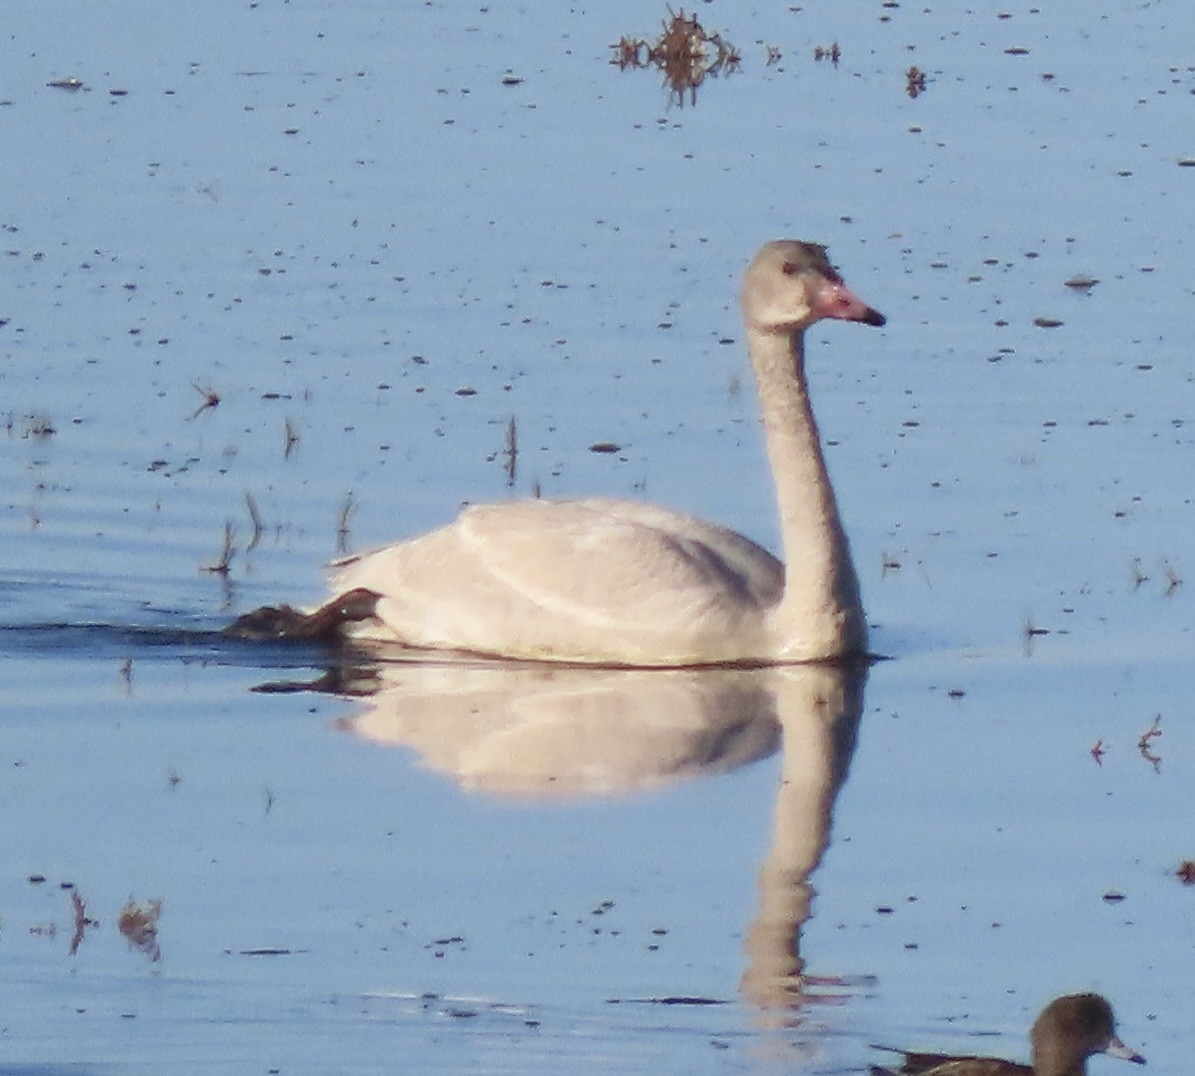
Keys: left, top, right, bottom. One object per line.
{"left": 870, "top": 993, "right": 1144, "bottom": 1076}
{"left": 335, "top": 659, "right": 786, "bottom": 796}
{"left": 232, "top": 241, "right": 884, "bottom": 665}
{"left": 331, "top": 657, "right": 866, "bottom": 1008}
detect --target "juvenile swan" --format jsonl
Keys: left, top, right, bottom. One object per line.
{"left": 231, "top": 241, "right": 885, "bottom": 665}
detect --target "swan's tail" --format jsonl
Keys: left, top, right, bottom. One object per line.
{"left": 225, "top": 588, "right": 380, "bottom": 642}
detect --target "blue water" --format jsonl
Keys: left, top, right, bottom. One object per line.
{"left": 2, "top": 2, "right": 1191, "bottom": 1072}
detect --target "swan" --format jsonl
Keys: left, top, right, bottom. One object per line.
{"left": 230, "top": 240, "right": 885, "bottom": 665}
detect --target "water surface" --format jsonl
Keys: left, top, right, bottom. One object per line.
{"left": 2, "top": 2, "right": 1192, "bottom": 1072}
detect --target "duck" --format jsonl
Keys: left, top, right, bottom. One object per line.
{"left": 870, "top": 993, "right": 1146, "bottom": 1076}
{"left": 228, "top": 240, "right": 885, "bottom": 666}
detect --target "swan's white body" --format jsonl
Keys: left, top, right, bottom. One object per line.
{"left": 325, "top": 241, "right": 885, "bottom": 666}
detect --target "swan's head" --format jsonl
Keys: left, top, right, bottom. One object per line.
{"left": 740, "top": 240, "right": 886, "bottom": 333}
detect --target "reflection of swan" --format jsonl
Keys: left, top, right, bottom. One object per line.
{"left": 332, "top": 657, "right": 866, "bottom": 1006}
{"left": 870, "top": 993, "right": 1145, "bottom": 1075}
{"left": 231, "top": 241, "right": 885, "bottom": 665}
{"left": 336, "top": 659, "right": 781, "bottom": 795}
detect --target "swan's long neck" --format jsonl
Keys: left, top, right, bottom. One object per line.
{"left": 749, "top": 326, "right": 865, "bottom": 660}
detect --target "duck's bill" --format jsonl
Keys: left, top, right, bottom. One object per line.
{"left": 1105, "top": 1035, "right": 1147, "bottom": 1065}
{"left": 812, "top": 279, "right": 886, "bottom": 327}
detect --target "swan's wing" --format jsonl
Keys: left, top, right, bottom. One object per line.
{"left": 330, "top": 499, "right": 783, "bottom": 663}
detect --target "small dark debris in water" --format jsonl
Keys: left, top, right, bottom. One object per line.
{"left": 1102, "top": 891, "right": 1126, "bottom": 904}
{"left": 109, "top": 88, "right": 128, "bottom": 96}
{"left": 1176, "top": 861, "right": 1195, "bottom": 884}
{"left": 1091, "top": 739, "right": 1105, "bottom": 765}
{"left": 906, "top": 65, "right": 927, "bottom": 98}
{"left": 119, "top": 898, "right": 162, "bottom": 961}
{"left": 947, "top": 688, "right": 965, "bottom": 699}
{"left": 592, "top": 899, "right": 615, "bottom": 915}
{"left": 47, "top": 76, "right": 85, "bottom": 90}
{"left": 1064, "top": 274, "right": 1100, "bottom": 290}
{"left": 765, "top": 45, "right": 782, "bottom": 66}
{"left": 607, "top": 995, "right": 727, "bottom": 1006}
{"left": 283, "top": 127, "right": 298, "bottom": 135}
{"left": 1033, "top": 316, "right": 1063, "bottom": 328}
{"left": 448, "top": 1007, "right": 478, "bottom": 1019}
{"left": 876, "top": 906, "right": 894, "bottom": 915}
{"left": 651, "top": 927, "right": 668, "bottom": 935}
{"left": 238, "top": 947, "right": 293, "bottom": 956}
{"left": 455, "top": 386, "right": 477, "bottom": 397}
{"left": 589, "top": 442, "right": 622, "bottom": 454}
{"left": 23, "top": 414, "right": 56, "bottom": 438}
{"left": 1178, "top": 158, "right": 1195, "bottom": 167}
{"left": 28, "top": 873, "right": 47, "bottom": 885}
{"left": 1004, "top": 46, "right": 1030, "bottom": 56}
{"left": 500, "top": 74, "right": 523, "bottom": 86}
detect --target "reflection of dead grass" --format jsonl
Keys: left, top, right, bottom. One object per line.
{"left": 119, "top": 898, "right": 163, "bottom": 962}
{"left": 613, "top": 8, "right": 740, "bottom": 106}
{"left": 1137, "top": 714, "right": 1162, "bottom": 771}
{"left": 202, "top": 520, "right": 237, "bottom": 575}
{"left": 906, "top": 65, "right": 927, "bottom": 98}
{"left": 69, "top": 891, "right": 99, "bottom": 956}
{"left": 813, "top": 42, "right": 841, "bottom": 66}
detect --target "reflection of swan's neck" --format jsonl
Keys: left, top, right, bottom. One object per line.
{"left": 749, "top": 326, "right": 864, "bottom": 659}
{"left": 740, "top": 665, "right": 864, "bottom": 1011}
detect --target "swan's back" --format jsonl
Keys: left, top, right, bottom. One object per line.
{"left": 331, "top": 498, "right": 783, "bottom": 665}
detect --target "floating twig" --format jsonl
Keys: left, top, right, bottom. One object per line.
{"left": 189, "top": 382, "right": 220, "bottom": 419}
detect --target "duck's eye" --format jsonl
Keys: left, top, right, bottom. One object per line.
{"left": 781, "top": 261, "right": 798, "bottom": 276}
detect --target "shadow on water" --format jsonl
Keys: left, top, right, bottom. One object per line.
{"left": 264, "top": 651, "right": 872, "bottom": 1014}
{"left": 0, "top": 620, "right": 335, "bottom": 672}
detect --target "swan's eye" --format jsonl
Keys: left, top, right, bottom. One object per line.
{"left": 781, "top": 261, "right": 799, "bottom": 276}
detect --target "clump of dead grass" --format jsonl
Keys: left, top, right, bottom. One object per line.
{"left": 612, "top": 7, "right": 741, "bottom": 106}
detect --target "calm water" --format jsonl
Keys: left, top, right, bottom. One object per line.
{"left": 2, "top": 2, "right": 1192, "bottom": 1072}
